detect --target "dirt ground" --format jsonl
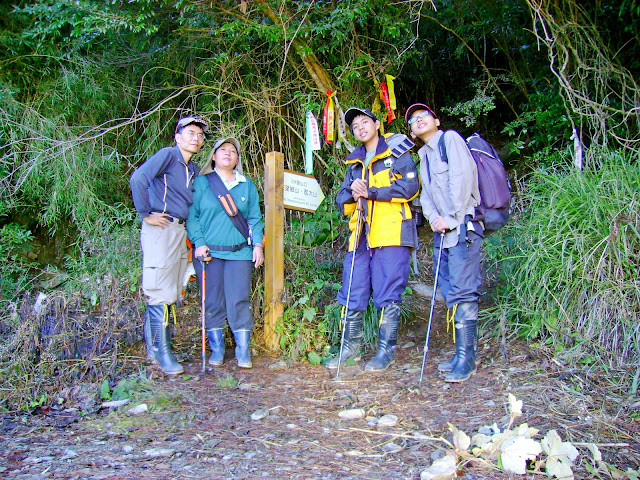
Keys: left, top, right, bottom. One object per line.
{"left": 1, "top": 301, "right": 639, "bottom": 480}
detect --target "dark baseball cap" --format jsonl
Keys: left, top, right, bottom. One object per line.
{"left": 175, "top": 116, "right": 209, "bottom": 133}
{"left": 405, "top": 103, "right": 438, "bottom": 123}
{"left": 344, "top": 107, "right": 378, "bottom": 127}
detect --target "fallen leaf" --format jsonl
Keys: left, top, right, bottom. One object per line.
{"left": 541, "top": 430, "right": 579, "bottom": 480}
{"left": 500, "top": 435, "right": 542, "bottom": 474}
{"left": 508, "top": 393, "right": 522, "bottom": 417}
{"left": 448, "top": 423, "right": 470, "bottom": 451}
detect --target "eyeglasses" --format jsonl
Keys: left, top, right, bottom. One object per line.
{"left": 182, "top": 130, "right": 206, "bottom": 140}
{"left": 407, "top": 110, "right": 434, "bottom": 125}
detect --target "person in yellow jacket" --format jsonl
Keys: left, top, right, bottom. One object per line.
{"left": 326, "top": 107, "right": 419, "bottom": 371}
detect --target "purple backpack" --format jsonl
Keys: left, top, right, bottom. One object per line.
{"left": 438, "top": 131, "right": 511, "bottom": 231}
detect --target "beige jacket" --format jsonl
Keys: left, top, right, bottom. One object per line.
{"left": 418, "top": 130, "right": 480, "bottom": 248}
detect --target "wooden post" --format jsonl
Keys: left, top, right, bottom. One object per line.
{"left": 263, "top": 151, "right": 285, "bottom": 351}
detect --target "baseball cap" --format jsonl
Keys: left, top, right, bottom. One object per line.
{"left": 344, "top": 107, "right": 378, "bottom": 127}
{"left": 405, "top": 103, "right": 438, "bottom": 123}
{"left": 200, "top": 137, "right": 243, "bottom": 176}
{"left": 175, "top": 116, "right": 209, "bottom": 133}
{"left": 212, "top": 137, "right": 241, "bottom": 154}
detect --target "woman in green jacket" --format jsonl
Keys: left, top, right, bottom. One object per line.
{"left": 187, "top": 137, "right": 264, "bottom": 368}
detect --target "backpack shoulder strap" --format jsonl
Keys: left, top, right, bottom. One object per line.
{"left": 386, "top": 133, "right": 415, "bottom": 158}
{"left": 205, "top": 173, "right": 251, "bottom": 242}
{"left": 437, "top": 129, "right": 468, "bottom": 164}
{"left": 437, "top": 131, "right": 449, "bottom": 164}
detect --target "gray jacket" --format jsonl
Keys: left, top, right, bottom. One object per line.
{"left": 130, "top": 146, "right": 200, "bottom": 221}
{"left": 418, "top": 130, "right": 479, "bottom": 248}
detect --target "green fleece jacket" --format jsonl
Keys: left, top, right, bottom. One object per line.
{"left": 187, "top": 171, "right": 264, "bottom": 261}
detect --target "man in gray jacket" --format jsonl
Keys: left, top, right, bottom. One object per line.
{"left": 406, "top": 103, "right": 482, "bottom": 383}
{"left": 130, "top": 116, "right": 207, "bottom": 374}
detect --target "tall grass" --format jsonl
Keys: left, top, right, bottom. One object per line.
{"left": 496, "top": 151, "right": 640, "bottom": 372}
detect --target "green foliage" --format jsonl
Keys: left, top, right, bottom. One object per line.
{"left": 287, "top": 197, "right": 342, "bottom": 247}
{"left": 216, "top": 373, "right": 239, "bottom": 389}
{"left": 60, "top": 224, "right": 141, "bottom": 304}
{"left": 493, "top": 150, "right": 640, "bottom": 369}
{"left": 443, "top": 78, "right": 499, "bottom": 127}
{"left": 0, "top": 223, "right": 36, "bottom": 300}
{"left": 100, "top": 376, "right": 148, "bottom": 401}
{"left": 502, "top": 89, "right": 571, "bottom": 166}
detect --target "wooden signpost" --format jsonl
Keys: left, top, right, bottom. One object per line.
{"left": 263, "top": 153, "right": 325, "bottom": 351}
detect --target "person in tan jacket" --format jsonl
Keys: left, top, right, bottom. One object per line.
{"left": 406, "top": 103, "right": 482, "bottom": 383}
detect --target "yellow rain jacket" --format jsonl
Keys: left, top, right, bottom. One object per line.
{"left": 336, "top": 133, "right": 420, "bottom": 251}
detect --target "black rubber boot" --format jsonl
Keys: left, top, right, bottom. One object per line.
{"left": 144, "top": 304, "right": 184, "bottom": 375}
{"left": 445, "top": 302, "right": 478, "bottom": 383}
{"left": 438, "top": 307, "right": 458, "bottom": 372}
{"left": 437, "top": 354, "right": 458, "bottom": 372}
{"left": 325, "top": 310, "right": 365, "bottom": 369}
{"left": 365, "top": 302, "right": 401, "bottom": 371}
{"left": 207, "top": 328, "right": 225, "bottom": 366}
{"left": 233, "top": 329, "right": 252, "bottom": 369}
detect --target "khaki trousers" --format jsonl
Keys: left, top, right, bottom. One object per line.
{"left": 140, "top": 220, "right": 187, "bottom": 305}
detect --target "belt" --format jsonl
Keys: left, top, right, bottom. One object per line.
{"left": 207, "top": 241, "right": 248, "bottom": 252}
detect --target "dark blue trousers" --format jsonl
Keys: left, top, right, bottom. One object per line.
{"left": 434, "top": 223, "right": 483, "bottom": 309}
{"left": 337, "top": 236, "right": 410, "bottom": 312}
{"left": 193, "top": 257, "right": 254, "bottom": 331}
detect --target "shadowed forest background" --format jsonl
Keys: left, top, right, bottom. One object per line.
{"left": 0, "top": 0, "right": 639, "bottom": 414}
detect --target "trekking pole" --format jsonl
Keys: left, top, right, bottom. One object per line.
{"left": 335, "top": 197, "right": 364, "bottom": 380}
{"left": 419, "top": 232, "right": 445, "bottom": 385}
{"left": 197, "top": 254, "right": 212, "bottom": 375}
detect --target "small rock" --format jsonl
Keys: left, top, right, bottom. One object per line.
{"left": 420, "top": 454, "right": 457, "bottom": 480}
{"left": 251, "top": 407, "right": 270, "bottom": 421}
{"left": 268, "top": 360, "right": 287, "bottom": 369}
{"left": 143, "top": 448, "right": 175, "bottom": 458}
{"left": 402, "top": 341, "right": 416, "bottom": 349}
{"left": 122, "top": 445, "right": 134, "bottom": 454}
{"left": 346, "top": 450, "right": 363, "bottom": 456}
{"left": 25, "top": 456, "right": 55, "bottom": 464}
{"left": 60, "top": 449, "right": 78, "bottom": 460}
{"left": 377, "top": 414, "right": 398, "bottom": 427}
{"left": 338, "top": 408, "right": 365, "bottom": 420}
{"left": 127, "top": 404, "right": 148, "bottom": 415}
{"left": 238, "top": 383, "right": 258, "bottom": 391}
{"left": 430, "top": 449, "right": 446, "bottom": 461}
{"left": 482, "top": 400, "right": 495, "bottom": 407}
{"left": 100, "top": 399, "right": 131, "bottom": 409}
{"left": 383, "top": 442, "right": 402, "bottom": 452}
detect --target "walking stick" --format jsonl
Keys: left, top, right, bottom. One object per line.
{"left": 335, "top": 197, "right": 364, "bottom": 380}
{"left": 197, "top": 254, "right": 211, "bottom": 375}
{"left": 419, "top": 232, "right": 445, "bottom": 385}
